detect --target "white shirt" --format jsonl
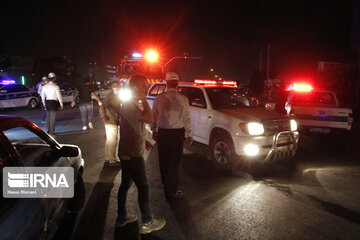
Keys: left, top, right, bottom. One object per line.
{"left": 37, "top": 81, "right": 47, "bottom": 95}
{"left": 152, "top": 88, "right": 193, "bottom": 137}
{"left": 41, "top": 82, "right": 63, "bottom": 107}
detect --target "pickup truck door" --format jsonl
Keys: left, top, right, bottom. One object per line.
{"left": 179, "top": 87, "right": 210, "bottom": 144}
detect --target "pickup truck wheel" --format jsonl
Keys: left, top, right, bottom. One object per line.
{"left": 28, "top": 98, "right": 38, "bottom": 109}
{"left": 210, "top": 135, "right": 236, "bottom": 171}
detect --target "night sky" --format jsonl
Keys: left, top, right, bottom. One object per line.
{"left": 1, "top": 0, "right": 356, "bottom": 82}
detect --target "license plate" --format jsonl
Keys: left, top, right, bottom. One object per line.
{"left": 309, "top": 127, "right": 330, "bottom": 133}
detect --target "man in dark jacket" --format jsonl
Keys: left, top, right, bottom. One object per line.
{"left": 71, "top": 79, "right": 100, "bottom": 130}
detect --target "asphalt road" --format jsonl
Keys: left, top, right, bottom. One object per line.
{"left": 2, "top": 106, "right": 360, "bottom": 240}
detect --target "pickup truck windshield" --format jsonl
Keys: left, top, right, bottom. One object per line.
{"left": 206, "top": 88, "right": 257, "bottom": 109}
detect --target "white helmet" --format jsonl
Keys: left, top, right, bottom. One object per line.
{"left": 42, "top": 76, "right": 47, "bottom": 81}
{"left": 48, "top": 72, "right": 56, "bottom": 79}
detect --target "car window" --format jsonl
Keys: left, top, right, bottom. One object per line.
{"left": 149, "top": 84, "right": 166, "bottom": 96}
{"left": 60, "top": 84, "right": 69, "bottom": 91}
{"left": 179, "top": 87, "right": 206, "bottom": 108}
{"left": 3, "top": 127, "right": 55, "bottom": 166}
{"left": 292, "top": 92, "right": 336, "bottom": 106}
{"left": 2, "top": 85, "right": 29, "bottom": 93}
{"left": 0, "top": 142, "right": 8, "bottom": 167}
{"left": 205, "top": 88, "right": 256, "bottom": 109}
{"left": 68, "top": 85, "right": 76, "bottom": 91}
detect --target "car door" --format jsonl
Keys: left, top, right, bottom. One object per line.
{"left": 0, "top": 85, "right": 27, "bottom": 108}
{"left": 0, "top": 132, "right": 46, "bottom": 240}
{"left": 60, "top": 84, "right": 72, "bottom": 103}
{"left": 178, "top": 86, "right": 210, "bottom": 144}
{"left": 146, "top": 83, "right": 166, "bottom": 109}
{"left": 2, "top": 125, "right": 70, "bottom": 236}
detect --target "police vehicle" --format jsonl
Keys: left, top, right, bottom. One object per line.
{"left": 0, "top": 80, "right": 39, "bottom": 109}
{"left": 59, "top": 83, "right": 78, "bottom": 104}
{"left": 147, "top": 79, "right": 299, "bottom": 173}
{"left": 284, "top": 83, "right": 353, "bottom": 148}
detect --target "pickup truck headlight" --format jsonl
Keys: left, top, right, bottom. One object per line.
{"left": 290, "top": 119, "right": 297, "bottom": 131}
{"left": 240, "top": 122, "right": 264, "bottom": 136}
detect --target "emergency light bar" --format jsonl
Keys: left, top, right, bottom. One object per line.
{"left": 222, "top": 81, "right": 237, "bottom": 86}
{"left": 194, "top": 79, "right": 237, "bottom": 86}
{"left": 194, "top": 79, "right": 217, "bottom": 85}
{"left": 0, "top": 80, "right": 16, "bottom": 85}
{"left": 287, "top": 83, "right": 313, "bottom": 92}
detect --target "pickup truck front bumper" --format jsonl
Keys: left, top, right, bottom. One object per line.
{"left": 233, "top": 131, "right": 299, "bottom": 162}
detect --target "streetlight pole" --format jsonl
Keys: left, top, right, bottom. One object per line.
{"left": 162, "top": 56, "right": 202, "bottom": 74}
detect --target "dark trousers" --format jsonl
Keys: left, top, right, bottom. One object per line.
{"left": 45, "top": 100, "right": 59, "bottom": 135}
{"left": 117, "top": 157, "right": 152, "bottom": 223}
{"left": 41, "top": 103, "right": 46, "bottom": 122}
{"left": 157, "top": 128, "right": 185, "bottom": 196}
{"left": 79, "top": 102, "right": 93, "bottom": 126}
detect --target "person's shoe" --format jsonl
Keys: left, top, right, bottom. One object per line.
{"left": 82, "top": 126, "right": 87, "bottom": 131}
{"left": 141, "top": 217, "right": 166, "bottom": 234}
{"left": 108, "top": 161, "right": 121, "bottom": 167}
{"left": 116, "top": 215, "right": 138, "bottom": 227}
{"left": 88, "top": 122, "right": 94, "bottom": 129}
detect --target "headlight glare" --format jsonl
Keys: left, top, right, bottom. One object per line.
{"left": 118, "top": 89, "right": 132, "bottom": 102}
{"left": 244, "top": 144, "right": 260, "bottom": 156}
{"left": 247, "top": 122, "right": 264, "bottom": 135}
{"left": 290, "top": 119, "right": 297, "bottom": 131}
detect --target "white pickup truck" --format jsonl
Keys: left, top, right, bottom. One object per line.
{"left": 147, "top": 80, "right": 299, "bottom": 173}
{"left": 283, "top": 85, "right": 353, "bottom": 148}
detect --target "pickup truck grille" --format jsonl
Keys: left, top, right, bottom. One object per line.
{"left": 263, "top": 120, "right": 291, "bottom": 135}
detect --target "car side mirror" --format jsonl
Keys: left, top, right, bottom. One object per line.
{"left": 191, "top": 99, "right": 206, "bottom": 108}
{"left": 59, "top": 146, "right": 79, "bottom": 157}
{"left": 251, "top": 97, "right": 259, "bottom": 106}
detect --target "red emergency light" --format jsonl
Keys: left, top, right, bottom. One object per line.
{"left": 222, "top": 81, "right": 237, "bottom": 86}
{"left": 194, "top": 79, "right": 217, "bottom": 85}
{"left": 287, "top": 83, "right": 313, "bottom": 92}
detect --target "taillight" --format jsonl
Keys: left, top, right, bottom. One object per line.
{"left": 348, "top": 113, "right": 353, "bottom": 126}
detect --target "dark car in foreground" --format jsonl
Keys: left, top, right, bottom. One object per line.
{"left": 0, "top": 115, "right": 85, "bottom": 239}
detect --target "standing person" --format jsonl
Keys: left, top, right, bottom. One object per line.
{"left": 41, "top": 72, "right": 63, "bottom": 135}
{"left": 37, "top": 76, "right": 48, "bottom": 123}
{"left": 117, "top": 74, "right": 166, "bottom": 234}
{"left": 152, "top": 72, "right": 193, "bottom": 200}
{"left": 71, "top": 79, "right": 100, "bottom": 130}
{"left": 99, "top": 81, "right": 121, "bottom": 166}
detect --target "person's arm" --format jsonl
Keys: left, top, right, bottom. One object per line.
{"left": 182, "top": 97, "right": 193, "bottom": 144}
{"left": 99, "top": 95, "right": 109, "bottom": 123}
{"left": 91, "top": 92, "right": 102, "bottom": 105}
{"left": 71, "top": 91, "right": 78, "bottom": 107}
{"left": 139, "top": 96, "right": 153, "bottom": 123}
{"left": 55, "top": 86, "right": 63, "bottom": 109}
{"left": 41, "top": 88, "right": 46, "bottom": 107}
{"left": 152, "top": 98, "right": 159, "bottom": 141}
{"left": 38, "top": 85, "right": 42, "bottom": 95}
